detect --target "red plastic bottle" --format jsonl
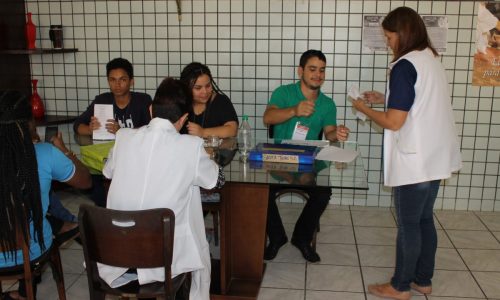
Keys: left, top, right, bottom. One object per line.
{"left": 25, "top": 12, "right": 36, "bottom": 49}
{"left": 31, "top": 79, "right": 45, "bottom": 119}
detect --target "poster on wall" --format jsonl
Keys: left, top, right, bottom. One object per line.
{"left": 472, "top": 2, "right": 500, "bottom": 86}
{"left": 362, "top": 15, "right": 448, "bottom": 53}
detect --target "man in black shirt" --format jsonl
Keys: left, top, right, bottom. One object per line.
{"left": 74, "top": 58, "right": 152, "bottom": 135}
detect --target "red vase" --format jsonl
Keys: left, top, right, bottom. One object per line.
{"left": 31, "top": 79, "right": 45, "bottom": 119}
{"left": 25, "top": 12, "right": 36, "bottom": 49}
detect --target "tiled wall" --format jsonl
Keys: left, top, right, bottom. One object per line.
{"left": 26, "top": 0, "right": 500, "bottom": 211}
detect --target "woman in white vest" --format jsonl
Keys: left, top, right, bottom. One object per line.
{"left": 352, "top": 7, "right": 462, "bottom": 300}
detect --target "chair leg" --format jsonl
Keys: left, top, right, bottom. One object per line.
{"left": 212, "top": 211, "right": 219, "bottom": 247}
{"left": 50, "top": 248, "right": 66, "bottom": 300}
{"left": 24, "top": 278, "right": 35, "bottom": 300}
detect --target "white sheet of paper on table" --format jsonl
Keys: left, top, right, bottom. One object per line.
{"left": 92, "top": 104, "right": 115, "bottom": 140}
{"left": 347, "top": 85, "right": 367, "bottom": 121}
{"left": 316, "top": 145, "right": 359, "bottom": 163}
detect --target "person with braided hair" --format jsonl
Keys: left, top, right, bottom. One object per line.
{"left": 180, "top": 62, "right": 238, "bottom": 138}
{"left": 0, "top": 90, "right": 91, "bottom": 299}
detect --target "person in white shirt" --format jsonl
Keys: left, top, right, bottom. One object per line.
{"left": 99, "top": 77, "right": 224, "bottom": 300}
{"left": 352, "top": 7, "right": 462, "bottom": 300}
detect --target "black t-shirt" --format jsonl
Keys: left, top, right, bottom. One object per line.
{"left": 182, "top": 93, "right": 238, "bottom": 133}
{"left": 73, "top": 92, "right": 152, "bottom": 133}
{"left": 388, "top": 59, "right": 417, "bottom": 112}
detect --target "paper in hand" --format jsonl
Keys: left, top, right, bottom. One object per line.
{"left": 93, "top": 104, "right": 115, "bottom": 140}
{"left": 347, "top": 85, "right": 367, "bottom": 121}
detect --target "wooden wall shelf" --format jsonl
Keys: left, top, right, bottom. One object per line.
{"left": 0, "top": 48, "right": 78, "bottom": 54}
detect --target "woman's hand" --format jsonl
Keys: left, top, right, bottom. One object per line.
{"left": 187, "top": 121, "right": 205, "bottom": 137}
{"left": 362, "top": 91, "right": 385, "bottom": 104}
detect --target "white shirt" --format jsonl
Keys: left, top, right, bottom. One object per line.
{"left": 100, "top": 117, "right": 219, "bottom": 300}
{"left": 384, "top": 49, "right": 462, "bottom": 187}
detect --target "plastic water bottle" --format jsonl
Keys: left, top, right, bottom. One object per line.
{"left": 238, "top": 115, "right": 253, "bottom": 161}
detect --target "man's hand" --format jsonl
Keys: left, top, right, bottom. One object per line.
{"left": 336, "top": 125, "right": 350, "bottom": 142}
{"left": 187, "top": 121, "right": 205, "bottom": 137}
{"left": 362, "top": 91, "right": 385, "bottom": 104}
{"left": 294, "top": 100, "right": 315, "bottom": 117}
{"left": 105, "top": 119, "right": 120, "bottom": 134}
{"left": 89, "top": 116, "right": 101, "bottom": 131}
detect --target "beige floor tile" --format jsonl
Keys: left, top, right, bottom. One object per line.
{"left": 316, "top": 243, "right": 359, "bottom": 266}
{"left": 306, "top": 290, "right": 365, "bottom": 300}
{"left": 325, "top": 204, "right": 351, "bottom": 210}
{"left": 434, "top": 211, "right": 486, "bottom": 230}
{"left": 447, "top": 230, "right": 500, "bottom": 249}
{"left": 431, "top": 270, "right": 484, "bottom": 298}
{"left": 458, "top": 249, "right": 500, "bottom": 271}
{"left": 351, "top": 206, "right": 392, "bottom": 212}
{"left": 351, "top": 210, "right": 396, "bottom": 227}
{"left": 261, "top": 262, "right": 305, "bottom": 289}
{"left": 316, "top": 225, "right": 355, "bottom": 244}
{"left": 477, "top": 214, "right": 500, "bottom": 231}
{"left": 320, "top": 209, "right": 352, "bottom": 226}
{"left": 351, "top": 211, "right": 396, "bottom": 227}
{"left": 437, "top": 229, "right": 454, "bottom": 248}
{"left": 358, "top": 245, "right": 395, "bottom": 267}
{"left": 306, "top": 265, "right": 363, "bottom": 292}
{"left": 60, "top": 248, "right": 86, "bottom": 274}
{"left": 428, "top": 297, "right": 486, "bottom": 300}
{"left": 36, "top": 273, "right": 80, "bottom": 299}
{"left": 361, "top": 266, "right": 394, "bottom": 287}
{"left": 258, "top": 288, "right": 304, "bottom": 300}
{"left": 270, "top": 243, "right": 306, "bottom": 263}
{"left": 494, "top": 231, "right": 500, "bottom": 240}
{"left": 354, "top": 227, "right": 397, "bottom": 246}
{"left": 435, "top": 248, "right": 467, "bottom": 270}
{"left": 472, "top": 271, "right": 500, "bottom": 299}
{"left": 367, "top": 294, "right": 426, "bottom": 300}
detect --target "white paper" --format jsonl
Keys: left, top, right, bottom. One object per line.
{"left": 281, "top": 139, "right": 330, "bottom": 147}
{"left": 347, "top": 85, "right": 367, "bottom": 121}
{"left": 316, "top": 145, "right": 359, "bottom": 163}
{"left": 93, "top": 104, "right": 115, "bottom": 140}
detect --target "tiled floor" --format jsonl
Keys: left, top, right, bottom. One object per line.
{"left": 2, "top": 190, "right": 500, "bottom": 300}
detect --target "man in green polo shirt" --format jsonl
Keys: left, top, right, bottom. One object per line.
{"left": 263, "top": 49, "right": 350, "bottom": 262}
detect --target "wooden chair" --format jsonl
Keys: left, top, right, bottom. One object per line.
{"left": 78, "top": 204, "right": 188, "bottom": 300}
{"left": 0, "top": 215, "right": 66, "bottom": 300}
{"left": 268, "top": 125, "right": 322, "bottom": 250}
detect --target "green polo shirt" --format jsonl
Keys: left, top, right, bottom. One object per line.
{"left": 269, "top": 81, "right": 337, "bottom": 140}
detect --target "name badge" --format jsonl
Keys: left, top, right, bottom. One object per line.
{"left": 291, "top": 122, "right": 309, "bottom": 140}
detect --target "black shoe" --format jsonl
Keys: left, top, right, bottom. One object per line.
{"left": 291, "top": 238, "right": 320, "bottom": 262}
{"left": 264, "top": 237, "right": 288, "bottom": 260}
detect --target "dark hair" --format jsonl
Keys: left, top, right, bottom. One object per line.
{"left": 0, "top": 90, "right": 45, "bottom": 261}
{"left": 106, "top": 57, "right": 134, "bottom": 79}
{"left": 152, "top": 78, "right": 193, "bottom": 123}
{"left": 299, "top": 50, "right": 327, "bottom": 68}
{"left": 180, "top": 62, "right": 225, "bottom": 96}
{"left": 382, "top": 6, "right": 438, "bottom": 61}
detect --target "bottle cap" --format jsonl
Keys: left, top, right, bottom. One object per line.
{"left": 242, "top": 115, "right": 248, "bottom": 121}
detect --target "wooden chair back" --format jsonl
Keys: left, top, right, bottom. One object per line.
{"left": 78, "top": 204, "right": 186, "bottom": 300}
{"left": 0, "top": 213, "right": 66, "bottom": 300}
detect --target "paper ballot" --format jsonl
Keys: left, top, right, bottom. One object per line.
{"left": 347, "top": 85, "right": 367, "bottom": 121}
{"left": 316, "top": 145, "right": 359, "bottom": 163}
{"left": 92, "top": 104, "right": 115, "bottom": 140}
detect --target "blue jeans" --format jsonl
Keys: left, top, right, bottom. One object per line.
{"left": 391, "top": 180, "right": 441, "bottom": 291}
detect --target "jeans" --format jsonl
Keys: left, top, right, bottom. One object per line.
{"left": 391, "top": 180, "right": 441, "bottom": 291}
{"left": 48, "top": 191, "right": 77, "bottom": 223}
{"left": 266, "top": 185, "right": 331, "bottom": 244}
